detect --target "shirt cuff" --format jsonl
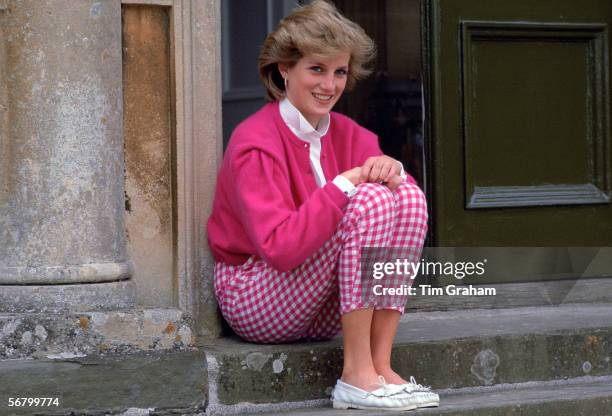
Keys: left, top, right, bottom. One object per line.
{"left": 332, "top": 175, "right": 357, "bottom": 197}
{"left": 397, "top": 161, "right": 407, "bottom": 181}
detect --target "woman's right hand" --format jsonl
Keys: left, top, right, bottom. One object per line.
{"left": 342, "top": 166, "right": 403, "bottom": 191}
{"left": 340, "top": 167, "right": 363, "bottom": 185}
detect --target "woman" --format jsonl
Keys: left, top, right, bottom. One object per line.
{"left": 207, "top": 0, "right": 439, "bottom": 411}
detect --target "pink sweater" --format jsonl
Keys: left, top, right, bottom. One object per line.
{"left": 207, "top": 101, "right": 416, "bottom": 272}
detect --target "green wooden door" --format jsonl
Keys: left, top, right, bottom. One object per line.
{"left": 423, "top": 0, "right": 612, "bottom": 282}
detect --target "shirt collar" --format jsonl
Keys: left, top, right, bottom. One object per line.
{"left": 279, "top": 97, "right": 330, "bottom": 138}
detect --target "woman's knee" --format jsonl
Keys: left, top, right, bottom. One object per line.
{"left": 394, "top": 182, "right": 428, "bottom": 219}
{"left": 353, "top": 182, "right": 396, "bottom": 209}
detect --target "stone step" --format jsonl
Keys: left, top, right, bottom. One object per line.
{"left": 2, "top": 303, "right": 610, "bottom": 415}
{"left": 0, "top": 307, "right": 206, "bottom": 415}
{"left": 404, "top": 277, "right": 612, "bottom": 312}
{"left": 0, "top": 349, "right": 207, "bottom": 416}
{"left": 0, "top": 307, "right": 196, "bottom": 361}
{"left": 250, "top": 376, "right": 612, "bottom": 416}
{"left": 205, "top": 303, "right": 612, "bottom": 410}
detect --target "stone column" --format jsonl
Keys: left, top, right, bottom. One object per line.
{"left": 0, "top": 0, "right": 135, "bottom": 312}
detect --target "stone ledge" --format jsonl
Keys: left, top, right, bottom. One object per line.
{"left": 0, "top": 349, "right": 207, "bottom": 415}
{"left": 0, "top": 261, "right": 134, "bottom": 284}
{"left": 405, "top": 277, "right": 612, "bottom": 312}
{"left": 0, "top": 307, "right": 195, "bottom": 360}
{"left": 204, "top": 303, "right": 612, "bottom": 407}
{"left": 252, "top": 375, "right": 612, "bottom": 416}
{"left": 0, "top": 280, "right": 136, "bottom": 313}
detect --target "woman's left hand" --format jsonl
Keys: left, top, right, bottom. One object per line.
{"left": 360, "top": 155, "right": 402, "bottom": 183}
{"left": 384, "top": 175, "right": 403, "bottom": 192}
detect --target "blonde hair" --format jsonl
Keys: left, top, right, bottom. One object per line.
{"left": 258, "top": 0, "right": 376, "bottom": 102}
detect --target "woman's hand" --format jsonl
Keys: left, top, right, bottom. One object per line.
{"left": 340, "top": 167, "right": 363, "bottom": 185}
{"left": 384, "top": 175, "right": 403, "bottom": 192}
{"left": 341, "top": 165, "right": 403, "bottom": 192}
{"left": 360, "top": 156, "right": 401, "bottom": 183}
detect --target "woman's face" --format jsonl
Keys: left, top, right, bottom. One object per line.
{"left": 280, "top": 51, "right": 350, "bottom": 129}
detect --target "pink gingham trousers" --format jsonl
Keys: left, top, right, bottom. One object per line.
{"left": 213, "top": 182, "right": 428, "bottom": 344}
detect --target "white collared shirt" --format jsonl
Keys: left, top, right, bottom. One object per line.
{"left": 279, "top": 97, "right": 405, "bottom": 197}
{"left": 279, "top": 97, "right": 330, "bottom": 187}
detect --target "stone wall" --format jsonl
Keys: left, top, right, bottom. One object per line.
{"left": 0, "top": 0, "right": 224, "bottom": 338}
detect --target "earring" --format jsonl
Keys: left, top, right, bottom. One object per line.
{"left": 284, "top": 77, "right": 288, "bottom": 88}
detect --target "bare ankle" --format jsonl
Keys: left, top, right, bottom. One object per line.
{"left": 341, "top": 369, "right": 382, "bottom": 392}
{"left": 374, "top": 367, "right": 407, "bottom": 385}
{"left": 372, "top": 361, "right": 392, "bottom": 374}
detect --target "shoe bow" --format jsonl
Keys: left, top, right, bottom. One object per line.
{"left": 366, "top": 375, "right": 408, "bottom": 398}
{"left": 403, "top": 376, "right": 432, "bottom": 393}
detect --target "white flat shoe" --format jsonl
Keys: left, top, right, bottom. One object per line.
{"left": 393, "top": 376, "right": 440, "bottom": 408}
{"left": 331, "top": 375, "right": 420, "bottom": 411}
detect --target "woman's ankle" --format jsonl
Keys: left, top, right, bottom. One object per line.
{"left": 340, "top": 368, "right": 382, "bottom": 392}
{"left": 371, "top": 361, "right": 392, "bottom": 377}
{"left": 373, "top": 366, "right": 407, "bottom": 385}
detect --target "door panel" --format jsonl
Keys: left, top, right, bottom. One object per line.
{"left": 462, "top": 22, "right": 607, "bottom": 209}
{"left": 423, "top": 0, "right": 612, "bottom": 284}
{"left": 424, "top": 0, "right": 612, "bottom": 247}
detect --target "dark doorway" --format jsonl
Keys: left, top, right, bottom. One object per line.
{"left": 332, "top": 0, "right": 425, "bottom": 190}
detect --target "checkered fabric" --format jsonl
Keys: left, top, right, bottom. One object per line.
{"left": 213, "top": 182, "right": 428, "bottom": 344}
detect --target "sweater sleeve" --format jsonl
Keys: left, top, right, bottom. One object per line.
{"left": 230, "top": 148, "right": 349, "bottom": 272}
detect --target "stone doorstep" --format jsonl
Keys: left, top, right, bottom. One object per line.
{"left": 0, "top": 307, "right": 204, "bottom": 415}
{"left": 0, "top": 307, "right": 196, "bottom": 360}
{"left": 0, "top": 349, "right": 208, "bottom": 416}
{"left": 247, "top": 375, "right": 612, "bottom": 416}
{"left": 205, "top": 303, "right": 612, "bottom": 407}
{"left": 1, "top": 303, "right": 611, "bottom": 415}
{"left": 3, "top": 377, "right": 612, "bottom": 416}
{"left": 404, "top": 277, "right": 612, "bottom": 312}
